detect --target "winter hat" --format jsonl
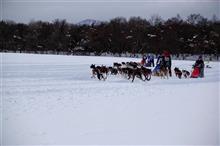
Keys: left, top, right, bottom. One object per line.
{"left": 163, "top": 50, "right": 170, "bottom": 57}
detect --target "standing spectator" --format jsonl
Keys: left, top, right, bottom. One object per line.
{"left": 163, "top": 50, "right": 172, "bottom": 77}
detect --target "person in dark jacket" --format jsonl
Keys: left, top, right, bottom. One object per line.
{"left": 156, "top": 54, "right": 165, "bottom": 68}
{"left": 163, "top": 51, "right": 172, "bottom": 77}
{"left": 194, "top": 55, "right": 204, "bottom": 78}
{"left": 149, "top": 54, "right": 155, "bottom": 67}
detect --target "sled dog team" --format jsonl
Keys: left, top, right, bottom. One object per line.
{"left": 90, "top": 62, "right": 152, "bottom": 82}
{"left": 90, "top": 52, "right": 205, "bottom": 82}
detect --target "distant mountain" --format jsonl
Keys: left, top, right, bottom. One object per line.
{"left": 77, "top": 19, "right": 102, "bottom": 26}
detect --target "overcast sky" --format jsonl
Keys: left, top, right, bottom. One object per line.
{"left": 1, "top": 0, "right": 220, "bottom": 23}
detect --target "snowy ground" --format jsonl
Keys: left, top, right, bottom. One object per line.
{"left": 1, "top": 53, "right": 220, "bottom": 145}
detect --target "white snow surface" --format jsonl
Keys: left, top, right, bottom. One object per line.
{"left": 1, "top": 53, "right": 220, "bottom": 145}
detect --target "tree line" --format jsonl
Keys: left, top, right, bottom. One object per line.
{"left": 0, "top": 14, "right": 220, "bottom": 56}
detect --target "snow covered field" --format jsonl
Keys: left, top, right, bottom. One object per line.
{"left": 1, "top": 53, "right": 220, "bottom": 145}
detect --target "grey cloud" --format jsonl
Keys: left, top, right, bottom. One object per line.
{"left": 2, "top": 0, "right": 219, "bottom": 23}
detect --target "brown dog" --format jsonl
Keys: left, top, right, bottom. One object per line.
{"left": 141, "top": 66, "right": 152, "bottom": 81}
{"left": 128, "top": 68, "right": 144, "bottom": 82}
{"left": 159, "top": 67, "right": 169, "bottom": 79}
{"left": 90, "top": 64, "right": 106, "bottom": 80}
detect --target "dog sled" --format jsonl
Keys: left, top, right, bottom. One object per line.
{"left": 190, "top": 67, "right": 200, "bottom": 78}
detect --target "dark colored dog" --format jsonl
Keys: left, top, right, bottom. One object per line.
{"left": 126, "top": 61, "right": 139, "bottom": 68}
{"left": 182, "top": 70, "right": 190, "bottom": 78}
{"left": 206, "top": 65, "right": 212, "bottom": 68}
{"left": 174, "top": 67, "right": 182, "bottom": 79}
{"left": 90, "top": 64, "right": 106, "bottom": 80}
{"left": 158, "top": 66, "right": 169, "bottom": 79}
{"left": 120, "top": 62, "right": 151, "bottom": 82}
{"left": 113, "top": 62, "right": 122, "bottom": 68}
{"left": 120, "top": 67, "right": 129, "bottom": 76}
{"left": 113, "top": 62, "right": 123, "bottom": 74}
{"left": 108, "top": 67, "right": 118, "bottom": 75}
{"left": 127, "top": 67, "right": 144, "bottom": 82}
{"left": 141, "top": 66, "right": 152, "bottom": 81}
{"left": 97, "top": 65, "right": 109, "bottom": 76}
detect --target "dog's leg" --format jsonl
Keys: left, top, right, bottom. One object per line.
{"left": 91, "top": 70, "right": 95, "bottom": 78}
{"left": 160, "top": 72, "right": 163, "bottom": 79}
{"left": 142, "top": 73, "right": 146, "bottom": 81}
{"left": 160, "top": 71, "right": 164, "bottom": 79}
{"left": 104, "top": 73, "right": 108, "bottom": 80}
{"left": 101, "top": 74, "right": 106, "bottom": 81}
{"left": 139, "top": 73, "right": 144, "bottom": 81}
{"left": 97, "top": 73, "right": 101, "bottom": 80}
{"left": 127, "top": 73, "right": 131, "bottom": 80}
{"left": 131, "top": 73, "right": 135, "bottom": 82}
